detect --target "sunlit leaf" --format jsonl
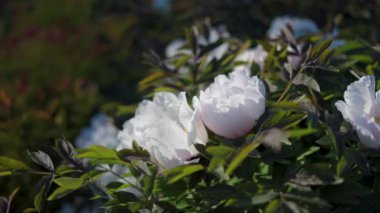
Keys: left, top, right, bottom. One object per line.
{"left": 164, "top": 164, "right": 204, "bottom": 184}
{"left": 293, "top": 73, "right": 320, "bottom": 92}
{"left": 27, "top": 151, "right": 54, "bottom": 172}
{"left": 53, "top": 177, "right": 84, "bottom": 189}
{"left": 0, "top": 157, "right": 29, "bottom": 170}
{"left": 226, "top": 140, "right": 261, "bottom": 175}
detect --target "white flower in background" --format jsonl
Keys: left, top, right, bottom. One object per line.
{"left": 75, "top": 114, "right": 141, "bottom": 196}
{"left": 335, "top": 76, "right": 380, "bottom": 149}
{"left": 287, "top": 45, "right": 303, "bottom": 69}
{"left": 194, "top": 68, "right": 266, "bottom": 139}
{"left": 152, "top": 0, "right": 171, "bottom": 13}
{"left": 327, "top": 28, "right": 346, "bottom": 48}
{"left": 164, "top": 39, "right": 191, "bottom": 75}
{"left": 98, "top": 164, "right": 142, "bottom": 197}
{"left": 118, "top": 92, "right": 208, "bottom": 169}
{"left": 165, "top": 39, "right": 191, "bottom": 58}
{"left": 235, "top": 45, "right": 268, "bottom": 70}
{"left": 197, "top": 25, "right": 230, "bottom": 62}
{"left": 267, "top": 16, "right": 319, "bottom": 39}
{"left": 75, "top": 113, "right": 119, "bottom": 149}
{"left": 165, "top": 25, "right": 229, "bottom": 62}
{"left": 267, "top": 16, "right": 318, "bottom": 69}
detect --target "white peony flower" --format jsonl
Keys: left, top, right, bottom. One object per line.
{"left": 267, "top": 16, "right": 319, "bottom": 39}
{"left": 194, "top": 68, "right": 266, "bottom": 139}
{"left": 335, "top": 76, "right": 380, "bottom": 149}
{"left": 75, "top": 113, "right": 119, "bottom": 149}
{"left": 118, "top": 92, "right": 208, "bottom": 169}
{"left": 235, "top": 45, "right": 268, "bottom": 70}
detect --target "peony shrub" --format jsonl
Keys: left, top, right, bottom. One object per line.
{"left": 1, "top": 18, "right": 380, "bottom": 212}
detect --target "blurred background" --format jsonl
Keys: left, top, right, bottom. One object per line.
{"left": 1, "top": 0, "right": 380, "bottom": 211}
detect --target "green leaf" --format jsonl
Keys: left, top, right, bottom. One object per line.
{"left": 199, "top": 39, "right": 225, "bottom": 57}
{"left": 265, "top": 199, "right": 281, "bottom": 213}
{"left": 319, "top": 48, "right": 334, "bottom": 64}
{"left": 199, "top": 184, "right": 239, "bottom": 207}
{"left": 291, "top": 163, "right": 343, "bottom": 186}
{"left": 207, "top": 157, "right": 226, "bottom": 173}
{"left": 252, "top": 191, "right": 279, "bottom": 205}
{"left": 348, "top": 54, "right": 373, "bottom": 63}
{"left": 336, "top": 156, "right": 347, "bottom": 177}
{"left": 306, "top": 39, "right": 332, "bottom": 62}
{"left": 0, "top": 171, "right": 11, "bottom": 176}
{"left": 138, "top": 71, "right": 166, "bottom": 91}
{"left": 55, "top": 165, "right": 76, "bottom": 175}
{"left": 296, "top": 146, "right": 320, "bottom": 161}
{"left": 0, "top": 157, "right": 29, "bottom": 170}
{"left": 226, "top": 140, "right": 261, "bottom": 175}
{"left": 193, "top": 143, "right": 211, "bottom": 159}
{"left": 153, "top": 175, "right": 187, "bottom": 201}
{"left": 282, "top": 192, "right": 331, "bottom": 208}
{"left": 113, "top": 191, "right": 139, "bottom": 202}
{"left": 27, "top": 151, "right": 54, "bottom": 172}
{"left": 335, "top": 40, "right": 363, "bottom": 53}
{"left": 53, "top": 177, "right": 84, "bottom": 189}
{"left": 174, "top": 54, "right": 191, "bottom": 68}
{"left": 320, "top": 123, "right": 343, "bottom": 158}
{"left": 320, "top": 182, "right": 371, "bottom": 204}
{"left": 76, "top": 145, "right": 123, "bottom": 164}
{"left": 288, "top": 128, "right": 318, "bottom": 139}
{"left": 76, "top": 145, "right": 117, "bottom": 158}
{"left": 117, "top": 149, "right": 150, "bottom": 162}
{"left": 153, "top": 86, "right": 177, "bottom": 94}
{"left": 47, "top": 187, "right": 76, "bottom": 201}
{"left": 34, "top": 175, "right": 53, "bottom": 212}
{"left": 132, "top": 141, "right": 150, "bottom": 157}
{"left": 293, "top": 73, "right": 320, "bottom": 92}
{"left": 206, "top": 145, "right": 235, "bottom": 157}
{"left": 225, "top": 191, "right": 279, "bottom": 208}
{"left": 164, "top": 164, "right": 204, "bottom": 184}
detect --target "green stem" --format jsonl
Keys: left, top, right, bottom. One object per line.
{"left": 98, "top": 165, "right": 146, "bottom": 198}
{"left": 276, "top": 65, "right": 306, "bottom": 103}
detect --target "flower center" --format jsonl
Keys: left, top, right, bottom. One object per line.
{"left": 376, "top": 116, "right": 380, "bottom": 124}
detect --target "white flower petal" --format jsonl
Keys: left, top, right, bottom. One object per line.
{"left": 373, "top": 91, "right": 380, "bottom": 119}
{"left": 118, "top": 92, "right": 208, "bottom": 169}
{"left": 235, "top": 45, "right": 268, "bottom": 70}
{"left": 165, "top": 39, "right": 189, "bottom": 58}
{"left": 343, "top": 75, "right": 375, "bottom": 115}
{"left": 336, "top": 75, "right": 380, "bottom": 149}
{"left": 267, "top": 16, "right": 319, "bottom": 39}
{"left": 196, "top": 68, "right": 266, "bottom": 139}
